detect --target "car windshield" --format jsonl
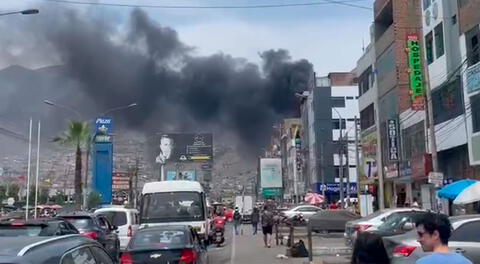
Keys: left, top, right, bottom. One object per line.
{"left": 63, "top": 217, "right": 95, "bottom": 230}
{"left": 97, "top": 211, "right": 127, "bottom": 227}
{"left": 360, "top": 210, "right": 387, "bottom": 221}
{"left": 131, "top": 229, "right": 190, "bottom": 250}
{"left": 141, "top": 192, "right": 204, "bottom": 223}
{"left": 0, "top": 225, "right": 43, "bottom": 236}
{"left": 377, "top": 213, "right": 414, "bottom": 231}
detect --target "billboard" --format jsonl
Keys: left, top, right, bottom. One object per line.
{"left": 260, "top": 158, "right": 282, "bottom": 188}
{"left": 154, "top": 133, "right": 213, "bottom": 164}
{"left": 407, "top": 34, "right": 425, "bottom": 110}
{"left": 112, "top": 172, "right": 129, "bottom": 190}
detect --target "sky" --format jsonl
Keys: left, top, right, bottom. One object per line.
{"left": 0, "top": 0, "right": 374, "bottom": 75}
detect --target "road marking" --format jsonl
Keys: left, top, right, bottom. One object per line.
{"left": 230, "top": 227, "right": 236, "bottom": 264}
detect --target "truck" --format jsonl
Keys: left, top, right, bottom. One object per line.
{"left": 235, "top": 195, "right": 254, "bottom": 223}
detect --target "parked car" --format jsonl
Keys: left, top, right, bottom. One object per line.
{"left": 121, "top": 225, "right": 208, "bottom": 264}
{"left": 310, "top": 210, "right": 360, "bottom": 233}
{"left": 281, "top": 205, "right": 322, "bottom": 220}
{"left": 0, "top": 218, "right": 78, "bottom": 236}
{"left": 0, "top": 210, "right": 27, "bottom": 222}
{"left": 370, "top": 211, "right": 430, "bottom": 237}
{"left": 0, "top": 235, "right": 115, "bottom": 264}
{"left": 95, "top": 206, "right": 139, "bottom": 250}
{"left": 383, "top": 214, "right": 480, "bottom": 264}
{"left": 57, "top": 211, "right": 120, "bottom": 261}
{"left": 344, "top": 208, "right": 423, "bottom": 246}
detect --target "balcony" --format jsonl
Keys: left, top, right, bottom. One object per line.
{"left": 374, "top": 0, "right": 391, "bottom": 19}
{"left": 375, "top": 24, "right": 394, "bottom": 57}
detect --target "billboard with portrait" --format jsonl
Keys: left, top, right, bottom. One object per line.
{"left": 260, "top": 158, "right": 282, "bottom": 188}
{"left": 154, "top": 133, "right": 213, "bottom": 164}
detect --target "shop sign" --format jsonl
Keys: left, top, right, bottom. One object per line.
{"left": 407, "top": 34, "right": 425, "bottom": 110}
{"left": 466, "top": 62, "right": 480, "bottom": 94}
{"left": 387, "top": 119, "right": 399, "bottom": 161}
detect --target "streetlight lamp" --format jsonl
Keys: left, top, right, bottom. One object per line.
{"left": 43, "top": 100, "right": 82, "bottom": 120}
{"left": 0, "top": 9, "right": 39, "bottom": 17}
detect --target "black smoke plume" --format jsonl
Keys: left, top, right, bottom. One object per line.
{"left": 0, "top": 7, "right": 313, "bottom": 155}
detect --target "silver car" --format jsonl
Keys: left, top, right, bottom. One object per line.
{"left": 281, "top": 205, "right": 322, "bottom": 220}
{"left": 383, "top": 214, "right": 480, "bottom": 263}
{"left": 344, "top": 208, "right": 423, "bottom": 246}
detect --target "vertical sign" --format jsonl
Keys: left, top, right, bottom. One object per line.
{"left": 407, "top": 34, "right": 425, "bottom": 110}
{"left": 387, "top": 119, "right": 399, "bottom": 161}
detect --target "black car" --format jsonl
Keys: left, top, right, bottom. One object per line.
{"left": 0, "top": 235, "right": 115, "bottom": 264}
{"left": 57, "top": 212, "right": 120, "bottom": 261}
{"left": 370, "top": 210, "right": 429, "bottom": 237}
{"left": 121, "top": 225, "right": 208, "bottom": 264}
{"left": 0, "top": 218, "right": 78, "bottom": 236}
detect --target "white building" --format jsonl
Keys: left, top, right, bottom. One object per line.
{"left": 329, "top": 73, "right": 359, "bottom": 193}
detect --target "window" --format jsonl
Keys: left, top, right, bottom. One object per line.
{"left": 360, "top": 104, "right": 375, "bottom": 130}
{"left": 62, "top": 247, "right": 96, "bottom": 264}
{"left": 434, "top": 23, "right": 445, "bottom": 58}
{"left": 346, "top": 96, "right": 354, "bottom": 100}
{"left": 451, "top": 221, "right": 480, "bottom": 242}
{"left": 334, "top": 166, "right": 348, "bottom": 178}
{"left": 425, "top": 32, "right": 434, "bottom": 64}
{"left": 451, "top": 15, "right": 457, "bottom": 25}
{"left": 431, "top": 78, "right": 463, "bottom": 125}
{"left": 332, "top": 96, "right": 345, "bottom": 108}
{"left": 466, "top": 27, "right": 480, "bottom": 66}
{"left": 98, "top": 211, "right": 127, "bottom": 227}
{"left": 90, "top": 247, "right": 114, "bottom": 264}
{"left": 332, "top": 119, "right": 346, "bottom": 129}
{"left": 471, "top": 93, "right": 480, "bottom": 133}
{"left": 423, "top": 0, "right": 431, "bottom": 10}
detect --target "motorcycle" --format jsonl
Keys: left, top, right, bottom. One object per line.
{"left": 210, "top": 216, "right": 226, "bottom": 247}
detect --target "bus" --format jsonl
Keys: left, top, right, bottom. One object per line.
{"left": 140, "top": 181, "right": 209, "bottom": 238}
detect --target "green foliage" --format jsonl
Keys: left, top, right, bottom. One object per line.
{"left": 52, "top": 192, "right": 67, "bottom": 205}
{"left": 87, "top": 192, "right": 102, "bottom": 209}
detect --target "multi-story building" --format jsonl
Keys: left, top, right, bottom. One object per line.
{"left": 330, "top": 73, "right": 359, "bottom": 201}
{"left": 373, "top": 0, "right": 425, "bottom": 209}
{"left": 459, "top": 0, "right": 480, "bottom": 175}
{"left": 280, "top": 118, "right": 302, "bottom": 202}
{"left": 357, "top": 30, "right": 379, "bottom": 201}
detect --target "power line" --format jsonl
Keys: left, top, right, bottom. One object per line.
{"left": 40, "top": 0, "right": 372, "bottom": 10}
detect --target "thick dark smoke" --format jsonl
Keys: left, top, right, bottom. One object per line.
{"left": 0, "top": 7, "right": 313, "bottom": 154}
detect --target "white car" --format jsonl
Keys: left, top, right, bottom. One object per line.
{"left": 344, "top": 208, "right": 424, "bottom": 246}
{"left": 281, "top": 205, "right": 322, "bottom": 219}
{"left": 95, "top": 206, "right": 139, "bottom": 250}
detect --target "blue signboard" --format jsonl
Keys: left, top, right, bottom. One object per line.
{"left": 166, "top": 171, "right": 196, "bottom": 181}
{"left": 95, "top": 117, "right": 113, "bottom": 135}
{"left": 93, "top": 143, "right": 113, "bottom": 204}
{"left": 314, "top": 183, "right": 357, "bottom": 194}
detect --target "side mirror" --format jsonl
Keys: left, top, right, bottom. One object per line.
{"left": 403, "top": 222, "right": 415, "bottom": 231}
{"left": 111, "top": 225, "right": 118, "bottom": 231}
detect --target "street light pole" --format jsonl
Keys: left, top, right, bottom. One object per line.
{"left": 0, "top": 9, "right": 39, "bottom": 16}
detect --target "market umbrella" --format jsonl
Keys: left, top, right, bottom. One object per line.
{"left": 437, "top": 179, "right": 478, "bottom": 200}
{"left": 453, "top": 181, "right": 480, "bottom": 204}
{"left": 305, "top": 192, "right": 324, "bottom": 205}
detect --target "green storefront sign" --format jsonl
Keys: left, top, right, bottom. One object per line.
{"left": 407, "top": 34, "right": 424, "bottom": 99}
{"left": 262, "top": 188, "right": 282, "bottom": 197}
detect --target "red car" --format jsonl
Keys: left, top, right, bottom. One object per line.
{"left": 224, "top": 209, "right": 234, "bottom": 222}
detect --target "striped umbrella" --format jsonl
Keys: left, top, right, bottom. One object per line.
{"left": 304, "top": 192, "right": 325, "bottom": 205}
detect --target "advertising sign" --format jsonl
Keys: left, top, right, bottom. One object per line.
{"left": 260, "top": 158, "right": 282, "bottom": 188}
{"left": 361, "top": 132, "right": 378, "bottom": 179}
{"left": 387, "top": 119, "right": 399, "bottom": 161}
{"left": 112, "top": 172, "right": 129, "bottom": 190}
{"left": 95, "top": 117, "right": 113, "bottom": 135}
{"left": 166, "top": 170, "right": 196, "bottom": 181}
{"left": 314, "top": 183, "right": 357, "bottom": 194}
{"left": 407, "top": 34, "right": 425, "bottom": 110}
{"left": 466, "top": 62, "right": 480, "bottom": 94}
{"left": 154, "top": 133, "right": 213, "bottom": 164}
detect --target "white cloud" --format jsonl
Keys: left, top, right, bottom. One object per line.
{"left": 176, "top": 18, "right": 371, "bottom": 75}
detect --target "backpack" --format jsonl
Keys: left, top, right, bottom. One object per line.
{"left": 233, "top": 211, "right": 241, "bottom": 221}
{"left": 290, "top": 240, "right": 309, "bottom": 258}
{"left": 261, "top": 211, "right": 274, "bottom": 227}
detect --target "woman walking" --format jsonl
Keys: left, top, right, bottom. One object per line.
{"left": 251, "top": 207, "right": 260, "bottom": 235}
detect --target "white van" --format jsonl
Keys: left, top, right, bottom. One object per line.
{"left": 140, "top": 181, "right": 209, "bottom": 239}
{"left": 94, "top": 206, "right": 139, "bottom": 250}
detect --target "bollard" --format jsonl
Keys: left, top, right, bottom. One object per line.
{"left": 275, "top": 223, "right": 279, "bottom": 245}
{"left": 288, "top": 225, "right": 294, "bottom": 248}
{"left": 307, "top": 222, "right": 313, "bottom": 263}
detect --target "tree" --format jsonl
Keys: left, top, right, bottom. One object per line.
{"left": 54, "top": 120, "right": 90, "bottom": 209}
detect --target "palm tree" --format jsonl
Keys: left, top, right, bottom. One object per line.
{"left": 54, "top": 120, "right": 90, "bottom": 209}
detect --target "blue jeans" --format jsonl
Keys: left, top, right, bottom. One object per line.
{"left": 234, "top": 222, "right": 240, "bottom": 235}
{"left": 252, "top": 222, "right": 258, "bottom": 234}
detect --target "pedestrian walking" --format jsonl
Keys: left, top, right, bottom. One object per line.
{"left": 251, "top": 207, "right": 260, "bottom": 235}
{"left": 351, "top": 232, "right": 390, "bottom": 264}
{"left": 412, "top": 197, "right": 420, "bottom": 208}
{"left": 415, "top": 212, "right": 472, "bottom": 264}
{"left": 261, "top": 205, "right": 275, "bottom": 248}
{"left": 233, "top": 207, "right": 242, "bottom": 235}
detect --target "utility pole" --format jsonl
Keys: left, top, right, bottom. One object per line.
{"left": 320, "top": 142, "right": 326, "bottom": 198}
{"left": 339, "top": 118, "right": 345, "bottom": 209}
{"left": 346, "top": 131, "right": 350, "bottom": 207}
{"left": 354, "top": 116, "right": 362, "bottom": 202}
{"left": 25, "top": 118, "right": 32, "bottom": 220}
{"left": 133, "top": 156, "right": 139, "bottom": 208}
